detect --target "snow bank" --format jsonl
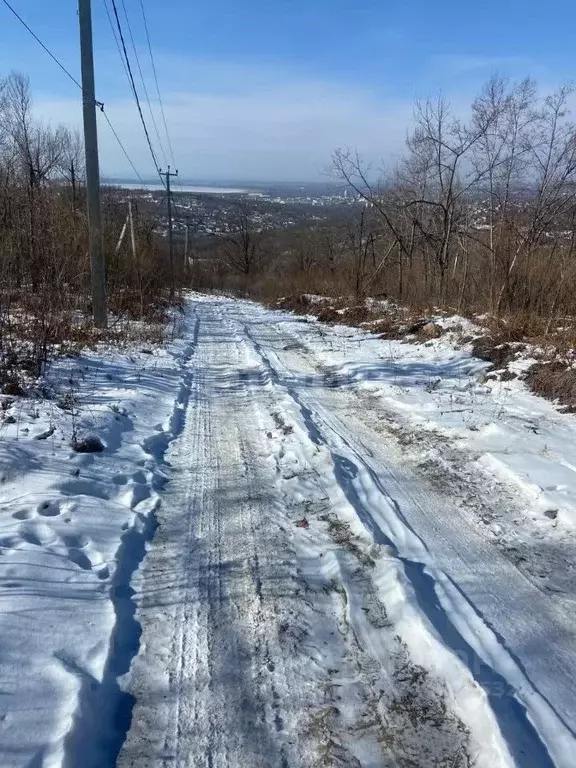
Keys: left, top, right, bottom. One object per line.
{"left": 0, "top": 319, "right": 193, "bottom": 766}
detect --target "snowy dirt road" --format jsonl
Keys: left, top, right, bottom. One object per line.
{"left": 118, "top": 296, "right": 576, "bottom": 768}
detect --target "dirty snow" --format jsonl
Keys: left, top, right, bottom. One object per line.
{"left": 304, "top": 316, "right": 576, "bottom": 597}
{"left": 1, "top": 294, "right": 576, "bottom": 767}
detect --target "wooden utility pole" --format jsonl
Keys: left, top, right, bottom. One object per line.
{"left": 184, "top": 217, "right": 190, "bottom": 268}
{"left": 114, "top": 215, "right": 128, "bottom": 255}
{"left": 78, "top": 0, "right": 107, "bottom": 327}
{"left": 128, "top": 199, "right": 137, "bottom": 261}
{"left": 160, "top": 166, "right": 178, "bottom": 296}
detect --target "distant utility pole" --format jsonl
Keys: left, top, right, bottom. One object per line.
{"left": 160, "top": 166, "right": 178, "bottom": 296}
{"left": 184, "top": 216, "right": 190, "bottom": 268}
{"left": 78, "top": 0, "right": 107, "bottom": 328}
{"left": 128, "top": 199, "right": 137, "bottom": 262}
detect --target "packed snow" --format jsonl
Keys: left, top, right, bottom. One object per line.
{"left": 1, "top": 294, "right": 576, "bottom": 767}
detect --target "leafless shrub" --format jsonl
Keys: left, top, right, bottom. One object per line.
{"left": 0, "top": 71, "right": 179, "bottom": 393}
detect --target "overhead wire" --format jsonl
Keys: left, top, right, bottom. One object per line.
{"left": 1, "top": 0, "right": 152, "bottom": 188}
{"left": 102, "top": 0, "right": 156, "bottom": 187}
{"left": 137, "top": 0, "right": 184, "bottom": 203}
{"left": 119, "top": 0, "right": 169, "bottom": 169}
{"left": 109, "top": 0, "right": 166, "bottom": 187}
{"left": 106, "top": 0, "right": 181, "bottom": 197}
{"left": 138, "top": 0, "right": 178, "bottom": 172}
{"left": 3, "top": 0, "right": 179, "bottom": 199}
{"left": 100, "top": 111, "right": 149, "bottom": 188}
{"left": 1, "top": 0, "right": 84, "bottom": 94}
{"left": 102, "top": 0, "right": 131, "bottom": 86}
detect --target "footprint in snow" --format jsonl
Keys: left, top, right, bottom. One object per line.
{"left": 12, "top": 508, "right": 34, "bottom": 521}
{"left": 63, "top": 536, "right": 109, "bottom": 579}
{"left": 62, "top": 533, "right": 90, "bottom": 549}
{"left": 129, "top": 483, "right": 152, "bottom": 509}
{"left": 0, "top": 535, "right": 21, "bottom": 550}
{"left": 67, "top": 548, "right": 93, "bottom": 571}
{"left": 37, "top": 500, "right": 61, "bottom": 517}
{"left": 12, "top": 519, "right": 106, "bottom": 574}
{"left": 96, "top": 565, "right": 110, "bottom": 580}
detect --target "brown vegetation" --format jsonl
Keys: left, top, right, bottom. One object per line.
{"left": 526, "top": 362, "right": 576, "bottom": 411}
{"left": 0, "top": 72, "right": 180, "bottom": 392}
{"left": 471, "top": 337, "right": 519, "bottom": 370}
{"left": 193, "top": 77, "right": 576, "bottom": 338}
{"left": 187, "top": 75, "right": 576, "bottom": 409}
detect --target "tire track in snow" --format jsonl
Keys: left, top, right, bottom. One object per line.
{"left": 120, "top": 296, "right": 576, "bottom": 767}
{"left": 120, "top": 309, "right": 315, "bottom": 767}
{"left": 242, "top": 324, "right": 484, "bottom": 765}
{"left": 240, "top": 312, "right": 561, "bottom": 768}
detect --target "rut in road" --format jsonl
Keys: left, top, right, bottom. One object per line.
{"left": 120, "top": 311, "right": 301, "bottom": 766}
{"left": 120, "top": 298, "right": 513, "bottom": 768}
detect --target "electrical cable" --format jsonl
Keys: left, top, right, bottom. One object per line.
{"left": 109, "top": 0, "right": 165, "bottom": 187}
{"left": 138, "top": 0, "right": 177, "bottom": 171}
{"left": 119, "top": 0, "right": 169, "bottom": 168}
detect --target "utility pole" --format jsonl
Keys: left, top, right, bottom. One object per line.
{"left": 78, "top": 0, "right": 107, "bottom": 327}
{"left": 114, "top": 214, "right": 128, "bottom": 255}
{"left": 70, "top": 159, "right": 77, "bottom": 214}
{"left": 159, "top": 166, "right": 178, "bottom": 296}
{"left": 128, "top": 199, "right": 137, "bottom": 262}
{"left": 184, "top": 216, "right": 190, "bottom": 269}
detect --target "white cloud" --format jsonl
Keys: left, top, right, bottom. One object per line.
{"left": 33, "top": 58, "right": 415, "bottom": 181}
{"left": 31, "top": 54, "right": 567, "bottom": 182}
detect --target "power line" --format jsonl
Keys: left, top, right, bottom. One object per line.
{"left": 119, "top": 0, "right": 169, "bottom": 168}
{"left": 1, "top": 0, "right": 152, "bottom": 191}
{"left": 100, "top": 110, "right": 149, "bottom": 188}
{"left": 102, "top": 0, "right": 131, "bottom": 85}
{"left": 138, "top": 0, "right": 177, "bottom": 171}
{"left": 137, "top": 0, "right": 183, "bottom": 195}
{"left": 0, "top": 0, "right": 102, "bottom": 107}
{"left": 102, "top": 0, "right": 160, "bottom": 186}
{"left": 2, "top": 0, "right": 164, "bottom": 193}
{"left": 104, "top": 0, "right": 179, "bottom": 192}
{"left": 102, "top": 0, "right": 155, "bottom": 183}
{"left": 109, "top": 0, "right": 165, "bottom": 187}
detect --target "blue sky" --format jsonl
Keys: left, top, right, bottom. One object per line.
{"left": 0, "top": 0, "right": 574, "bottom": 180}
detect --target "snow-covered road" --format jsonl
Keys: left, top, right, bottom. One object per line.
{"left": 119, "top": 296, "right": 576, "bottom": 768}
{"left": 2, "top": 294, "right": 575, "bottom": 766}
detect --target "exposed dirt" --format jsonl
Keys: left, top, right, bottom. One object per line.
{"left": 526, "top": 361, "right": 576, "bottom": 412}
{"left": 471, "top": 336, "right": 521, "bottom": 370}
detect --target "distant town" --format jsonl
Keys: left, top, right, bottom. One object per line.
{"left": 104, "top": 178, "right": 363, "bottom": 240}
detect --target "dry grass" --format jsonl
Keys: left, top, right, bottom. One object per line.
{"left": 367, "top": 317, "right": 405, "bottom": 339}
{"left": 471, "top": 336, "right": 520, "bottom": 370}
{"left": 320, "top": 513, "right": 375, "bottom": 567}
{"left": 0, "top": 306, "right": 171, "bottom": 398}
{"left": 525, "top": 361, "right": 576, "bottom": 411}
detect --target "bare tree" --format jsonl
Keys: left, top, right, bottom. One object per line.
{"left": 222, "top": 203, "right": 265, "bottom": 277}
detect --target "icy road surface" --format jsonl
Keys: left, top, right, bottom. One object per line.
{"left": 120, "top": 296, "right": 576, "bottom": 768}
